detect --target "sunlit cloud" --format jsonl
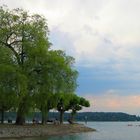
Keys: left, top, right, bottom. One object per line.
{"left": 84, "top": 92, "right": 140, "bottom": 115}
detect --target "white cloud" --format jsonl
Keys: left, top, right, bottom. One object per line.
{"left": 1, "top": 0, "right": 140, "bottom": 65}
{"left": 1, "top": 0, "right": 140, "bottom": 78}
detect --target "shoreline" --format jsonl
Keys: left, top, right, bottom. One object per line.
{"left": 0, "top": 123, "right": 95, "bottom": 139}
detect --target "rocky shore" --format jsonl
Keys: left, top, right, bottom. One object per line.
{"left": 0, "top": 123, "right": 95, "bottom": 138}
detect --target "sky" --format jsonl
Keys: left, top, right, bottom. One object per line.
{"left": 1, "top": 0, "right": 140, "bottom": 115}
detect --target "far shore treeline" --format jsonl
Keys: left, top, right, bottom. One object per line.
{"left": 3, "top": 112, "right": 140, "bottom": 122}
{"left": 0, "top": 6, "right": 90, "bottom": 125}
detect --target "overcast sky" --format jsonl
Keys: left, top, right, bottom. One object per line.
{"left": 1, "top": 0, "right": 140, "bottom": 115}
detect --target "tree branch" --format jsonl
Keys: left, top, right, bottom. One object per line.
{"left": 0, "top": 40, "right": 21, "bottom": 65}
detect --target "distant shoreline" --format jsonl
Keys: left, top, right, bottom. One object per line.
{"left": 4, "top": 112, "right": 140, "bottom": 122}
{"left": 0, "top": 124, "right": 95, "bottom": 139}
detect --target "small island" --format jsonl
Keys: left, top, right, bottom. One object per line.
{"left": 0, "top": 123, "right": 95, "bottom": 138}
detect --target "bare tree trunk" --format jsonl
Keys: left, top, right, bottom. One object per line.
{"left": 1, "top": 109, "right": 4, "bottom": 124}
{"left": 16, "top": 114, "right": 25, "bottom": 125}
{"left": 71, "top": 114, "right": 74, "bottom": 123}
{"left": 16, "top": 101, "right": 26, "bottom": 125}
{"left": 41, "top": 106, "right": 49, "bottom": 125}
{"left": 41, "top": 111, "right": 47, "bottom": 125}
{"left": 60, "top": 110, "right": 64, "bottom": 124}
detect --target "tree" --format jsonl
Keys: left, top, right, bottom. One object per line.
{"left": 0, "top": 64, "right": 27, "bottom": 124}
{"left": 0, "top": 46, "right": 22, "bottom": 123}
{"left": 0, "top": 66, "right": 15, "bottom": 124}
{"left": 37, "top": 50, "right": 78, "bottom": 124}
{"left": 0, "top": 6, "right": 82, "bottom": 125}
{"left": 49, "top": 50, "right": 78, "bottom": 124}
{"left": 34, "top": 92, "right": 57, "bottom": 124}
{"left": 33, "top": 50, "right": 78, "bottom": 124}
{"left": 56, "top": 93, "right": 73, "bottom": 124}
{"left": 0, "top": 6, "right": 50, "bottom": 124}
{"left": 68, "top": 95, "right": 90, "bottom": 123}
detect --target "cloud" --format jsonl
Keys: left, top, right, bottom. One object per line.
{"left": 83, "top": 91, "right": 140, "bottom": 115}
{"left": 1, "top": 0, "right": 140, "bottom": 78}
{"left": 1, "top": 0, "right": 140, "bottom": 69}
{"left": 1, "top": 0, "right": 140, "bottom": 114}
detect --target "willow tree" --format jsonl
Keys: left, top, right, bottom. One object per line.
{"left": 0, "top": 65, "right": 27, "bottom": 124}
{"left": 0, "top": 47, "right": 14, "bottom": 123}
{"left": 33, "top": 49, "right": 78, "bottom": 124}
{"left": 68, "top": 95, "right": 90, "bottom": 123}
{"left": 0, "top": 6, "right": 79, "bottom": 125}
{"left": 33, "top": 50, "right": 78, "bottom": 124}
{"left": 0, "top": 47, "right": 27, "bottom": 124}
{"left": 49, "top": 50, "right": 78, "bottom": 124}
{"left": 31, "top": 49, "right": 57, "bottom": 124}
{"left": 0, "top": 6, "right": 50, "bottom": 124}
{"left": 56, "top": 93, "right": 73, "bottom": 124}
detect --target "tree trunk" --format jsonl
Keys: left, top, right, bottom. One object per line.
{"left": 71, "top": 114, "right": 74, "bottom": 123}
{"left": 16, "top": 114, "right": 25, "bottom": 125}
{"left": 16, "top": 95, "right": 31, "bottom": 125}
{"left": 41, "top": 111, "right": 46, "bottom": 125}
{"left": 16, "top": 101, "right": 26, "bottom": 125}
{"left": 41, "top": 108, "right": 49, "bottom": 125}
{"left": 1, "top": 109, "right": 4, "bottom": 124}
{"left": 60, "top": 110, "right": 64, "bottom": 124}
{"left": 71, "top": 111, "right": 76, "bottom": 123}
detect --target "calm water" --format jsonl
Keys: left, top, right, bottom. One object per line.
{"left": 4, "top": 122, "right": 140, "bottom": 140}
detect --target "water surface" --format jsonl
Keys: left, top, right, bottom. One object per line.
{"left": 4, "top": 122, "right": 140, "bottom": 140}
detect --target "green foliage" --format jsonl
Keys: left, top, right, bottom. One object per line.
{"left": 0, "top": 65, "right": 17, "bottom": 111}
{"left": 0, "top": 47, "right": 14, "bottom": 65}
{"left": 66, "top": 94, "right": 90, "bottom": 122}
{"left": 56, "top": 93, "right": 73, "bottom": 111}
{"left": 80, "top": 97, "right": 90, "bottom": 107}
{"left": 68, "top": 95, "right": 90, "bottom": 112}
{"left": 0, "top": 6, "right": 90, "bottom": 124}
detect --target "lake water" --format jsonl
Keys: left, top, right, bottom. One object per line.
{"left": 5, "top": 122, "right": 140, "bottom": 140}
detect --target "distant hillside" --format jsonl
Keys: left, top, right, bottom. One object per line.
{"left": 2, "top": 112, "right": 140, "bottom": 122}
{"left": 75, "top": 112, "right": 140, "bottom": 121}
